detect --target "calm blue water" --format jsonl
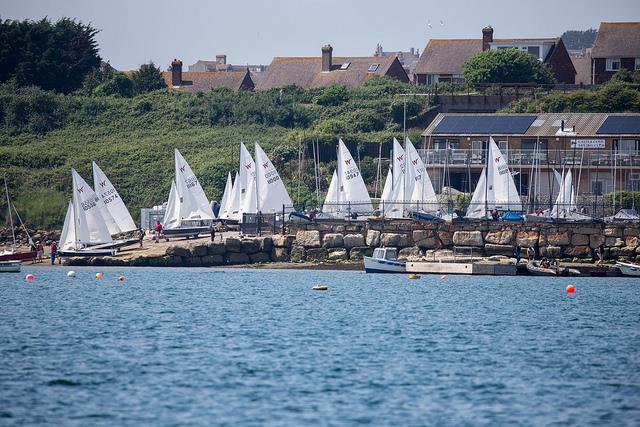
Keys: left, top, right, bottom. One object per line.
{"left": 1, "top": 267, "right": 639, "bottom": 426}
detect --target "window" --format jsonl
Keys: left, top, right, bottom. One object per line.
{"left": 591, "top": 180, "right": 604, "bottom": 195}
{"left": 615, "top": 139, "right": 639, "bottom": 154}
{"left": 606, "top": 58, "right": 621, "bottom": 71}
{"left": 527, "top": 46, "right": 540, "bottom": 58}
{"left": 636, "top": 58, "right": 640, "bottom": 71}
{"left": 339, "top": 62, "right": 350, "bottom": 70}
{"left": 630, "top": 174, "right": 640, "bottom": 191}
{"left": 433, "top": 139, "right": 459, "bottom": 150}
{"left": 368, "top": 63, "right": 379, "bottom": 72}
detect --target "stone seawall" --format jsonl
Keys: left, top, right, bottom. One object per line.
{"left": 67, "top": 219, "right": 640, "bottom": 267}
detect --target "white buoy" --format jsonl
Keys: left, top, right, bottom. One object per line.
{"left": 67, "top": 271, "right": 76, "bottom": 278}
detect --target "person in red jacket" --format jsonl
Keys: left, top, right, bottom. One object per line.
{"left": 154, "top": 221, "right": 163, "bottom": 243}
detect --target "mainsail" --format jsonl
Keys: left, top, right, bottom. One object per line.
{"left": 466, "top": 137, "right": 522, "bottom": 218}
{"left": 173, "top": 149, "right": 215, "bottom": 224}
{"left": 379, "top": 168, "right": 393, "bottom": 212}
{"left": 322, "top": 170, "right": 339, "bottom": 214}
{"left": 217, "top": 172, "right": 233, "bottom": 219}
{"left": 384, "top": 138, "right": 412, "bottom": 218}
{"left": 71, "top": 168, "right": 113, "bottom": 245}
{"left": 336, "top": 139, "right": 373, "bottom": 215}
{"left": 254, "top": 142, "right": 293, "bottom": 213}
{"left": 92, "top": 161, "right": 136, "bottom": 234}
{"left": 163, "top": 180, "right": 180, "bottom": 229}
{"left": 226, "top": 172, "right": 241, "bottom": 220}
{"left": 551, "top": 169, "right": 576, "bottom": 217}
{"left": 59, "top": 201, "right": 76, "bottom": 250}
{"left": 238, "top": 142, "right": 257, "bottom": 220}
{"left": 405, "top": 137, "right": 438, "bottom": 212}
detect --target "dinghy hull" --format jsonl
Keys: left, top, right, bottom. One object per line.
{"left": 0, "top": 261, "right": 21, "bottom": 273}
{"left": 0, "top": 251, "right": 37, "bottom": 262}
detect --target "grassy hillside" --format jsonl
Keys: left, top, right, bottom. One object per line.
{"left": 0, "top": 77, "right": 432, "bottom": 228}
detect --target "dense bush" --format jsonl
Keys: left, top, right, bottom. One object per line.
{"left": 463, "top": 49, "right": 556, "bottom": 84}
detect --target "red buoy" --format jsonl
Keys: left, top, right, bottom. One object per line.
{"left": 117, "top": 276, "right": 125, "bottom": 282}
{"left": 25, "top": 274, "right": 34, "bottom": 281}
{"left": 566, "top": 284, "right": 575, "bottom": 293}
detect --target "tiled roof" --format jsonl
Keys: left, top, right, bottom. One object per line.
{"left": 256, "top": 55, "right": 404, "bottom": 89}
{"left": 163, "top": 70, "right": 253, "bottom": 92}
{"left": 422, "top": 113, "right": 640, "bottom": 137}
{"left": 591, "top": 22, "right": 640, "bottom": 58}
{"left": 414, "top": 37, "right": 561, "bottom": 75}
{"left": 414, "top": 39, "right": 482, "bottom": 75}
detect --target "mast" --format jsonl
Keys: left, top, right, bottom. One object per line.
{"left": 484, "top": 137, "right": 490, "bottom": 218}
{"left": 4, "top": 177, "right": 16, "bottom": 250}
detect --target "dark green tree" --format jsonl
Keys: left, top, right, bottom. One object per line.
{"left": 561, "top": 29, "right": 597, "bottom": 50}
{"left": 93, "top": 73, "right": 134, "bottom": 97}
{"left": 131, "top": 62, "right": 167, "bottom": 94}
{"left": 463, "top": 49, "right": 556, "bottom": 85}
{"left": 0, "top": 17, "right": 101, "bottom": 93}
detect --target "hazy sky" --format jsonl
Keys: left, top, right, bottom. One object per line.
{"left": 4, "top": 0, "right": 640, "bottom": 70}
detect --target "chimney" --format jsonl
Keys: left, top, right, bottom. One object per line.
{"left": 216, "top": 54, "right": 227, "bottom": 65}
{"left": 171, "top": 59, "right": 182, "bottom": 86}
{"left": 321, "top": 44, "right": 333, "bottom": 72}
{"left": 482, "top": 26, "right": 494, "bottom": 51}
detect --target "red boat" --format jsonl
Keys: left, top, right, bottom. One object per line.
{"left": 0, "top": 250, "right": 37, "bottom": 262}
{"left": 2, "top": 178, "right": 37, "bottom": 262}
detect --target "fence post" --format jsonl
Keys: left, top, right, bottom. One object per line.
{"left": 282, "top": 204, "right": 285, "bottom": 235}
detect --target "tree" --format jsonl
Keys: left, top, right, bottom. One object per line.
{"left": 0, "top": 17, "right": 101, "bottom": 93}
{"left": 463, "top": 49, "right": 556, "bottom": 85}
{"left": 93, "top": 73, "right": 134, "bottom": 97}
{"left": 132, "top": 62, "right": 167, "bottom": 94}
{"left": 561, "top": 29, "right": 597, "bottom": 50}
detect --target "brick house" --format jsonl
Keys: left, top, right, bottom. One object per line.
{"left": 591, "top": 22, "right": 640, "bottom": 84}
{"left": 256, "top": 44, "right": 409, "bottom": 90}
{"left": 414, "top": 26, "right": 576, "bottom": 85}
{"left": 163, "top": 59, "right": 255, "bottom": 92}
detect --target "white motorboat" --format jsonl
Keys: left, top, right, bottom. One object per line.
{"left": 364, "top": 247, "right": 406, "bottom": 273}
{"left": 0, "top": 261, "right": 21, "bottom": 273}
{"left": 616, "top": 261, "right": 640, "bottom": 276}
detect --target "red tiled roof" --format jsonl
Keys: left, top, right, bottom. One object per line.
{"left": 591, "top": 22, "right": 640, "bottom": 57}
{"left": 256, "top": 55, "right": 405, "bottom": 89}
{"left": 162, "top": 70, "right": 253, "bottom": 92}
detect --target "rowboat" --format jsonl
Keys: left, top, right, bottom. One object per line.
{"left": 616, "top": 261, "right": 640, "bottom": 276}
{"left": 364, "top": 248, "right": 406, "bottom": 273}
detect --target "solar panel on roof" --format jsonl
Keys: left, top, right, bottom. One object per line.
{"left": 368, "top": 64, "right": 379, "bottom": 72}
{"left": 432, "top": 115, "right": 537, "bottom": 134}
{"left": 339, "top": 62, "right": 351, "bottom": 70}
{"left": 597, "top": 116, "right": 640, "bottom": 134}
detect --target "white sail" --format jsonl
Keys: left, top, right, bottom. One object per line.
{"left": 551, "top": 170, "right": 575, "bottom": 216}
{"left": 385, "top": 138, "right": 410, "bottom": 218}
{"left": 254, "top": 142, "right": 293, "bottom": 213}
{"left": 71, "top": 168, "right": 112, "bottom": 245}
{"left": 406, "top": 137, "right": 438, "bottom": 211}
{"left": 163, "top": 180, "right": 180, "bottom": 229}
{"left": 174, "top": 149, "right": 215, "bottom": 223}
{"left": 336, "top": 139, "right": 373, "bottom": 214}
{"left": 379, "top": 168, "right": 393, "bottom": 211}
{"left": 92, "top": 161, "right": 136, "bottom": 234}
{"left": 226, "top": 172, "right": 241, "bottom": 220}
{"left": 322, "top": 170, "right": 339, "bottom": 214}
{"left": 238, "top": 142, "right": 257, "bottom": 220}
{"left": 218, "top": 172, "right": 233, "bottom": 219}
{"left": 466, "top": 137, "right": 521, "bottom": 218}
{"left": 59, "top": 201, "right": 77, "bottom": 250}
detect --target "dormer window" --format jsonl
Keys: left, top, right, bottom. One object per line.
{"left": 339, "top": 62, "right": 351, "bottom": 70}
{"left": 606, "top": 58, "right": 621, "bottom": 71}
{"left": 368, "top": 63, "right": 379, "bottom": 72}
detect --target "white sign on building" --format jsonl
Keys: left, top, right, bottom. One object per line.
{"left": 570, "top": 139, "right": 606, "bottom": 149}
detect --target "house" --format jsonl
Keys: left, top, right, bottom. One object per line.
{"left": 188, "top": 54, "right": 267, "bottom": 86}
{"left": 256, "top": 44, "right": 409, "bottom": 90}
{"left": 414, "top": 26, "right": 576, "bottom": 85}
{"left": 421, "top": 112, "right": 640, "bottom": 196}
{"left": 591, "top": 22, "right": 640, "bottom": 84}
{"left": 163, "top": 59, "right": 255, "bottom": 92}
{"left": 373, "top": 44, "right": 420, "bottom": 81}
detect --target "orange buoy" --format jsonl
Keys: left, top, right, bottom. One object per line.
{"left": 117, "top": 276, "right": 125, "bottom": 282}
{"left": 566, "top": 284, "right": 575, "bottom": 293}
{"left": 95, "top": 272, "right": 103, "bottom": 279}
{"left": 25, "top": 274, "right": 34, "bottom": 281}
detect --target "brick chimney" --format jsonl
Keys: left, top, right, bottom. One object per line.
{"left": 482, "top": 26, "right": 494, "bottom": 51}
{"left": 216, "top": 54, "right": 227, "bottom": 65}
{"left": 321, "top": 44, "right": 333, "bottom": 72}
{"left": 171, "top": 59, "right": 182, "bottom": 86}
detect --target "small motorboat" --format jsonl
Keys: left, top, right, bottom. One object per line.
{"left": 526, "top": 260, "right": 580, "bottom": 276}
{"left": 616, "top": 261, "right": 640, "bottom": 276}
{"left": 408, "top": 210, "right": 444, "bottom": 222}
{"left": 289, "top": 211, "right": 313, "bottom": 223}
{"left": 0, "top": 261, "right": 21, "bottom": 273}
{"left": 364, "top": 247, "right": 406, "bottom": 274}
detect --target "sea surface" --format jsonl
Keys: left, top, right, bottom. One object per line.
{"left": 1, "top": 267, "right": 639, "bottom": 426}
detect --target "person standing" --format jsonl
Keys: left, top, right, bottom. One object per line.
{"left": 513, "top": 244, "right": 522, "bottom": 263}
{"left": 50, "top": 242, "right": 57, "bottom": 265}
{"left": 209, "top": 224, "right": 216, "bottom": 242}
{"left": 36, "top": 241, "right": 44, "bottom": 263}
{"left": 137, "top": 228, "right": 146, "bottom": 248}
{"left": 154, "top": 221, "right": 163, "bottom": 243}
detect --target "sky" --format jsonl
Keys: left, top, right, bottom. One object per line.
{"left": 3, "top": 0, "right": 640, "bottom": 71}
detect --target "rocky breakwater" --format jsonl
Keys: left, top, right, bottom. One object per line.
{"left": 0, "top": 227, "right": 60, "bottom": 247}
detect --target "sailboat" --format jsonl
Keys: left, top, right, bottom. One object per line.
{"left": 254, "top": 142, "right": 294, "bottom": 214}
{"left": 162, "top": 149, "right": 215, "bottom": 238}
{"left": 405, "top": 137, "right": 440, "bottom": 218}
{"left": 466, "top": 137, "right": 522, "bottom": 219}
{"left": 383, "top": 138, "right": 411, "bottom": 218}
{"left": 0, "top": 178, "right": 37, "bottom": 262}
{"left": 92, "top": 162, "right": 137, "bottom": 235}
{"left": 58, "top": 169, "right": 118, "bottom": 257}
{"left": 321, "top": 139, "right": 373, "bottom": 218}
{"left": 217, "top": 172, "right": 233, "bottom": 220}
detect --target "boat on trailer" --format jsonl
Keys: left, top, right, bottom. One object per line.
{"left": 616, "top": 261, "right": 640, "bottom": 276}
{"left": 0, "top": 261, "right": 21, "bottom": 273}
{"left": 364, "top": 247, "right": 406, "bottom": 273}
